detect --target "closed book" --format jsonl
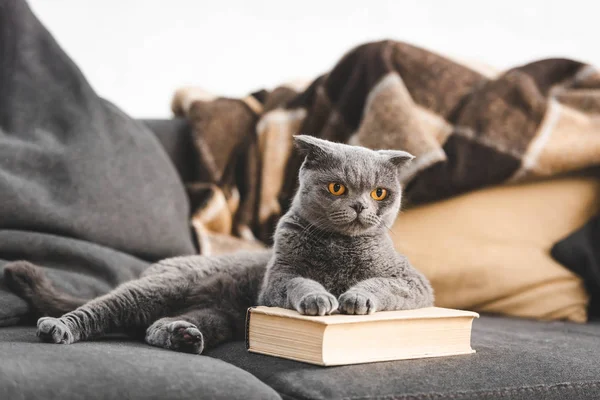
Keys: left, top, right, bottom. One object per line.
{"left": 246, "top": 306, "right": 478, "bottom": 366}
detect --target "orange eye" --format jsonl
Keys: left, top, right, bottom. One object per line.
{"left": 371, "top": 188, "right": 388, "bottom": 201}
{"left": 328, "top": 183, "right": 346, "bottom": 196}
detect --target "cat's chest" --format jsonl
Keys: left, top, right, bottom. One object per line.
{"left": 289, "top": 235, "right": 397, "bottom": 295}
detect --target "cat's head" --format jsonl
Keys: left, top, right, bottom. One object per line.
{"left": 291, "top": 135, "right": 413, "bottom": 237}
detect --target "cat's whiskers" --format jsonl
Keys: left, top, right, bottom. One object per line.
{"left": 311, "top": 220, "right": 338, "bottom": 244}
{"left": 303, "top": 223, "right": 326, "bottom": 242}
{"left": 308, "top": 227, "right": 334, "bottom": 246}
{"left": 380, "top": 218, "right": 397, "bottom": 237}
{"left": 300, "top": 216, "right": 331, "bottom": 243}
{"left": 298, "top": 215, "right": 327, "bottom": 236}
{"left": 329, "top": 210, "right": 354, "bottom": 225}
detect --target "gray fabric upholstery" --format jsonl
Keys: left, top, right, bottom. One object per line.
{"left": 207, "top": 316, "right": 600, "bottom": 400}
{"left": 0, "top": 327, "right": 280, "bottom": 400}
{"left": 4, "top": 316, "right": 599, "bottom": 399}
{"left": 142, "top": 119, "right": 200, "bottom": 183}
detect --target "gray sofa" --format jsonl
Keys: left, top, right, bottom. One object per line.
{"left": 3, "top": 119, "right": 598, "bottom": 400}
{"left": 2, "top": 0, "right": 599, "bottom": 396}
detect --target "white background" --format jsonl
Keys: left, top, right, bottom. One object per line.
{"left": 29, "top": 0, "right": 597, "bottom": 118}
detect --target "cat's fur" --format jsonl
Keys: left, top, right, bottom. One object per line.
{"left": 4, "top": 135, "right": 434, "bottom": 354}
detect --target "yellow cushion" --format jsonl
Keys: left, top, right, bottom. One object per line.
{"left": 392, "top": 176, "right": 600, "bottom": 322}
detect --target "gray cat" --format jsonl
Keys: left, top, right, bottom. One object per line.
{"left": 4, "top": 135, "right": 434, "bottom": 354}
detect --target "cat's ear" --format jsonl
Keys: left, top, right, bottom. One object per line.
{"left": 378, "top": 150, "right": 415, "bottom": 170}
{"left": 293, "top": 135, "right": 336, "bottom": 160}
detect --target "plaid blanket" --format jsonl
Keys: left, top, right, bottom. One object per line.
{"left": 172, "top": 40, "right": 600, "bottom": 253}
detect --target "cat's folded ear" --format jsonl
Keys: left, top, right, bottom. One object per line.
{"left": 377, "top": 150, "right": 415, "bottom": 170}
{"left": 293, "top": 135, "right": 337, "bottom": 160}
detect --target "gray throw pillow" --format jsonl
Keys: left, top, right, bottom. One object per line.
{"left": 0, "top": 0, "right": 196, "bottom": 326}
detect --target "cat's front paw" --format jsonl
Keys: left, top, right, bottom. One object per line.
{"left": 338, "top": 290, "right": 378, "bottom": 315}
{"left": 145, "top": 320, "right": 204, "bottom": 354}
{"left": 297, "top": 292, "right": 339, "bottom": 316}
{"left": 37, "top": 317, "right": 74, "bottom": 344}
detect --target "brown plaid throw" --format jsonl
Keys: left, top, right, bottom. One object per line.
{"left": 172, "top": 40, "right": 600, "bottom": 253}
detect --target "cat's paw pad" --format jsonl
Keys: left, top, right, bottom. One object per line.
{"left": 169, "top": 322, "right": 204, "bottom": 354}
{"left": 338, "top": 291, "right": 378, "bottom": 315}
{"left": 298, "top": 292, "right": 339, "bottom": 316}
{"left": 36, "top": 317, "right": 74, "bottom": 344}
{"left": 153, "top": 320, "right": 204, "bottom": 354}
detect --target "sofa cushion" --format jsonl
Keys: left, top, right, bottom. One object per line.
{"left": 0, "top": 327, "right": 280, "bottom": 400}
{"left": 207, "top": 316, "right": 600, "bottom": 400}
{"left": 393, "top": 176, "right": 599, "bottom": 322}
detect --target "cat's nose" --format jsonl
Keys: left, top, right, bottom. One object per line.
{"left": 351, "top": 203, "right": 365, "bottom": 214}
